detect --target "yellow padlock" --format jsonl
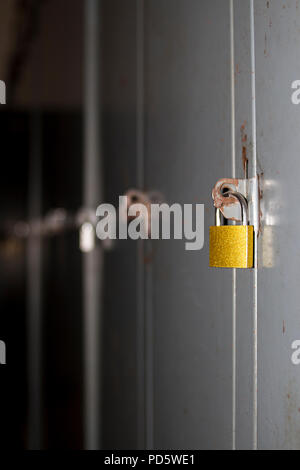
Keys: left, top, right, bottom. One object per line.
{"left": 209, "top": 191, "right": 254, "bottom": 268}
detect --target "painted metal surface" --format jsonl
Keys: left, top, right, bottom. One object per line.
{"left": 101, "top": 0, "right": 141, "bottom": 449}
{"left": 102, "top": 0, "right": 300, "bottom": 450}
{"left": 233, "top": 0, "right": 257, "bottom": 450}
{"left": 144, "top": 0, "right": 233, "bottom": 449}
{"left": 255, "top": 0, "right": 300, "bottom": 450}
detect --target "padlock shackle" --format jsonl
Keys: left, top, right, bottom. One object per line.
{"left": 224, "top": 190, "right": 248, "bottom": 225}
{"left": 215, "top": 207, "right": 222, "bottom": 226}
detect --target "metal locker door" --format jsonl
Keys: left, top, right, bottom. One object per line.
{"left": 144, "top": 0, "right": 234, "bottom": 449}
{"left": 233, "top": 0, "right": 300, "bottom": 450}
{"left": 254, "top": 0, "right": 300, "bottom": 450}
{"left": 102, "top": 0, "right": 300, "bottom": 451}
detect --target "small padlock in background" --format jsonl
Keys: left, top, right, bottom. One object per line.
{"left": 209, "top": 191, "right": 254, "bottom": 269}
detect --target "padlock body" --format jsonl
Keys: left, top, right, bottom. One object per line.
{"left": 209, "top": 225, "right": 254, "bottom": 268}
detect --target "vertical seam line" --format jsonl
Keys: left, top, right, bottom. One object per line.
{"left": 250, "top": 0, "right": 258, "bottom": 451}
{"left": 136, "top": 0, "right": 146, "bottom": 449}
{"left": 230, "top": 0, "right": 237, "bottom": 451}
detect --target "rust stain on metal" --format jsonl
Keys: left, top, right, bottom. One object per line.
{"left": 264, "top": 33, "right": 268, "bottom": 57}
{"left": 242, "top": 147, "right": 248, "bottom": 178}
{"left": 144, "top": 250, "right": 155, "bottom": 265}
{"left": 212, "top": 178, "right": 239, "bottom": 209}
{"left": 257, "top": 172, "right": 264, "bottom": 236}
{"left": 240, "top": 120, "right": 246, "bottom": 133}
{"left": 258, "top": 172, "right": 264, "bottom": 201}
{"left": 240, "top": 122, "right": 248, "bottom": 178}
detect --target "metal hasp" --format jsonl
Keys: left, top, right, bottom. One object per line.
{"left": 210, "top": 182, "right": 258, "bottom": 269}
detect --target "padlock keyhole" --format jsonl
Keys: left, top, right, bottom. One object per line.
{"left": 221, "top": 186, "right": 231, "bottom": 196}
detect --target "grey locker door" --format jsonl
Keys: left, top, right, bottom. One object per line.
{"left": 254, "top": 0, "right": 300, "bottom": 450}
{"left": 102, "top": 0, "right": 234, "bottom": 450}
{"left": 144, "top": 0, "right": 234, "bottom": 449}
{"left": 102, "top": 0, "right": 300, "bottom": 450}
{"left": 233, "top": 0, "right": 300, "bottom": 450}
{"left": 142, "top": 0, "right": 300, "bottom": 450}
